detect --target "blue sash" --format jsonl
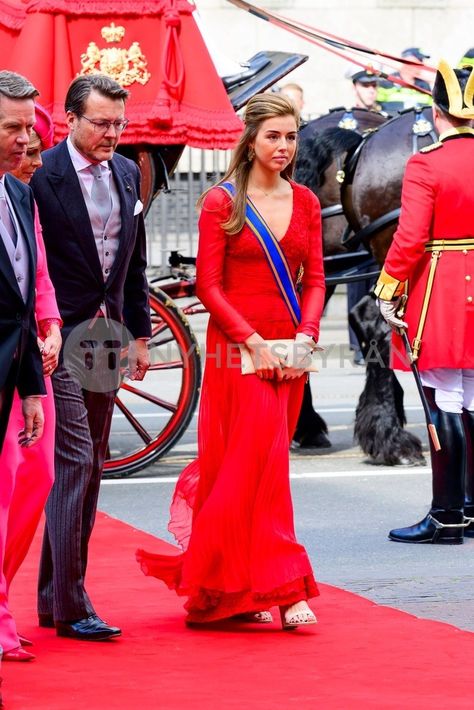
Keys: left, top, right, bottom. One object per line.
{"left": 219, "top": 181, "right": 301, "bottom": 326}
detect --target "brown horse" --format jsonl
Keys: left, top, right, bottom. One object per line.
{"left": 341, "top": 105, "right": 436, "bottom": 264}
{"left": 296, "top": 106, "right": 437, "bottom": 464}
{"left": 343, "top": 106, "right": 437, "bottom": 464}
{"left": 293, "top": 108, "right": 387, "bottom": 448}
{"left": 298, "top": 108, "right": 388, "bottom": 262}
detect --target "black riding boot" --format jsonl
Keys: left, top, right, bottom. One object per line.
{"left": 389, "top": 387, "right": 466, "bottom": 544}
{"left": 462, "top": 409, "right": 474, "bottom": 537}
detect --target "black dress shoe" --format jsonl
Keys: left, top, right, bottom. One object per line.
{"left": 291, "top": 431, "right": 331, "bottom": 449}
{"left": 55, "top": 615, "right": 121, "bottom": 641}
{"left": 353, "top": 350, "right": 365, "bottom": 366}
{"left": 18, "top": 635, "right": 33, "bottom": 646}
{"left": 389, "top": 511, "right": 465, "bottom": 545}
{"left": 38, "top": 613, "right": 55, "bottom": 628}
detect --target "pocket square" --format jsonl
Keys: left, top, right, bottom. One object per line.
{"left": 134, "top": 200, "right": 144, "bottom": 216}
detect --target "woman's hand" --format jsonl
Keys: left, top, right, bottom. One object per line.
{"left": 282, "top": 335, "right": 314, "bottom": 380}
{"left": 38, "top": 322, "right": 62, "bottom": 376}
{"left": 244, "top": 333, "right": 284, "bottom": 381}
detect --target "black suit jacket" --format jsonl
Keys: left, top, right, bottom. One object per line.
{"left": 0, "top": 174, "right": 45, "bottom": 398}
{"left": 30, "top": 140, "right": 151, "bottom": 345}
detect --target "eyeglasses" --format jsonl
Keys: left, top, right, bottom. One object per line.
{"left": 79, "top": 115, "right": 129, "bottom": 133}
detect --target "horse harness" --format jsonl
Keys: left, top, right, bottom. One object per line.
{"left": 320, "top": 107, "right": 437, "bottom": 288}
{"left": 339, "top": 106, "right": 438, "bottom": 252}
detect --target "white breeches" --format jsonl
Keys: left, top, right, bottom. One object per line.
{"left": 420, "top": 368, "right": 474, "bottom": 413}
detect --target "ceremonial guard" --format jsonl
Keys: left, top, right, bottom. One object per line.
{"left": 375, "top": 60, "right": 474, "bottom": 544}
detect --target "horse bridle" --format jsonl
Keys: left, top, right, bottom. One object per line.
{"left": 320, "top": 121, "right": 369, "bottom": 222}
{"left": 320, "top": 130, "right": 370, "bottom": 224}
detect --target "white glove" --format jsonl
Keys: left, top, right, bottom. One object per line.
{"left": 377, "top": 297, "right": 408, "bottom": 331}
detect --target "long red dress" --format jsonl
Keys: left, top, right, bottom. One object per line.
{"left": 137, "top": 182, "right": 326, "bottom": 622}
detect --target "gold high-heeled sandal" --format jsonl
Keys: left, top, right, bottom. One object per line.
{"left": 280, "top": 602, "right": 317, "bottom": 630}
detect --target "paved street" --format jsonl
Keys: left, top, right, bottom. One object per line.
{"left": 99, "top": 288, "right": 474, "bottom": 632}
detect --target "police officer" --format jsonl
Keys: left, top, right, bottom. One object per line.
{"left": 375, "top": 60, "right": 474, "bottom": 544}
{"left": 458, "top": 47, "right": 474, "bottom": 69}
{"left": 348, "top": 67, "right": 382, "bottom": 112}
{"left": 377, "top": 47, "right": 432, "bottom": 113}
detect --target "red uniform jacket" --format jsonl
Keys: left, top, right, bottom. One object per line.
{"left": 374, "top": 127, "right": 474, "bottom": 371}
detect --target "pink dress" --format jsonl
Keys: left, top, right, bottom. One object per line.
{"left": 0, "top": 210, "right": 60, "bottom": 652}
{"left": 137, "top": 183, "right": 326, "bottom": 622}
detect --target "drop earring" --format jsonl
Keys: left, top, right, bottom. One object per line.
{"left": 248, "top": 147, "right": 255, "bottom": 161}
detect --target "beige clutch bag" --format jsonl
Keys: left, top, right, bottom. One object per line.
{"left": 239, "top": 339, "right": 322, "bottom": 375}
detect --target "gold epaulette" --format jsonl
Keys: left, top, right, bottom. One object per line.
{"left": 420, "top": 141, "right": 443, "bottom": 154}
{"left": 373, "top": 266, "right": 406, "bottom": 301}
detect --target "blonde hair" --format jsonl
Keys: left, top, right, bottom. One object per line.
{"left": 199, "top": 93, "right": 300, "bottom": 235}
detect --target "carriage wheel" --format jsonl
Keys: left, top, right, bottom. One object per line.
{"left": 102, "top": 287, "right": 202, "bottom": 477}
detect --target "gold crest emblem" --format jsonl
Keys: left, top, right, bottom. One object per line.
{"left": 338, "top": 114, "right": 358, "bottom": 131}
{"left": 80, "top": 23, "right": 151, "bottom": 87}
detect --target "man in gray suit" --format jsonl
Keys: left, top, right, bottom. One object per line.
{"left": 32, "top": 74, "right": 151, "bottom": 641}
{"left": 0, "top": 71, "right": 45, "bottom": 451}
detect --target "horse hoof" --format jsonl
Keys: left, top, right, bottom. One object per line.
{"left": 396, "top": 455, "right": 426, "bottom": 466}
{"left": 365, "top": 452, "right": 426, "bottom": 467}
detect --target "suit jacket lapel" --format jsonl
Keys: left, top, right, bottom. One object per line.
{"left": 47, "top": 142, "right": 103, "bottom": 285}
{"left": 0, "top": 229, "right": 19, "bottom": 296}
{"left": 1, "top": 175, "right": 34, "bottom": 301}
{"left": 107, "top": 159, "right": 134, "bottom": 283}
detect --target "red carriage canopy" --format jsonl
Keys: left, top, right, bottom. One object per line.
{"left": 0, "top": 0, "right": 243, "bottom": 148}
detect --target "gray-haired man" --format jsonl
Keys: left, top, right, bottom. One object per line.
{"left": 0, "top": 70, "right": 45, "bottom": 451}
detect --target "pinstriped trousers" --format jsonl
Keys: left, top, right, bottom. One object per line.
{"left": 37, "top": 364, "right": 115, "bottom": 622}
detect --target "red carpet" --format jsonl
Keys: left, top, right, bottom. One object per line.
{"left": 4, "top": 512, "right": 474, "bottom": 709}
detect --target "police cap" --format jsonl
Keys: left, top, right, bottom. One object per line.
{"left": 348, "top": 68, "right": 378, "bottom": 84}
{"left": 458, "top": 48, "right": 474, "bottom": 68}
{"left": 401, "top": 47, "right": 430, "bottom": 62}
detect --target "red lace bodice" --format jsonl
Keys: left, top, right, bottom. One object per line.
{"left": 196, "top": 182, "right": 325, "bottom": 342}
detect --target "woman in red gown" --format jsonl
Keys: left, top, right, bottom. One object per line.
{"left": 137, "top": 93, "right": 325, "bottom": 628}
